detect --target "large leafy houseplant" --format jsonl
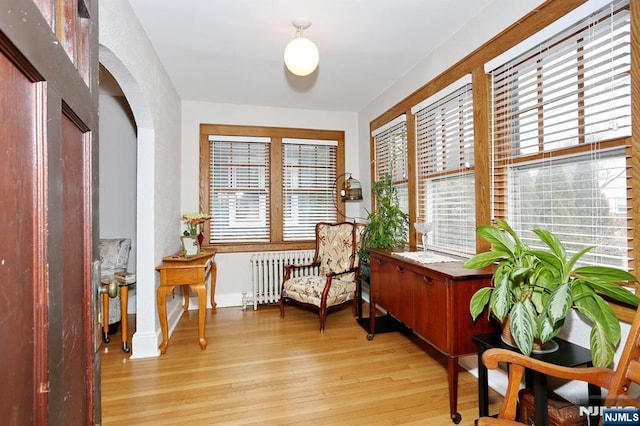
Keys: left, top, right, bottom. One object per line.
{"left": 358, "top": 172, "right": 409, "bottom": 264}
{"left": 465, "top": 220, "right": 640, "bottom": 367}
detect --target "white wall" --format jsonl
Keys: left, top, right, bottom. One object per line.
{"left": 181, "top": 101, "right": 360, "bottom": 307}
{"left": 100, "top": 0, "right": 183, "bottom": 358}
{"left": 99, "top": 94, "right": 137, "bottom": 274}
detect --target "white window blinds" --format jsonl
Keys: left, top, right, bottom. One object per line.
{"left": 372, "top": 115, "right": 409, "bottom": 214}
{"left": 509, "top": 149, "right": 629, "bottom": 268}
{"left": 209, "top": 136, "right": 270, "bottom": 242}
{"left": 491, "top": 0, "right": 631, "bottom": 160}
{"left": 490, "top": 0, "right": 631, "bottom": 268}
{"left": 282, "top": 139, "right": 338, "bottom": 241}
{"left": 415, "top": 81, "right": 475, "bottom": 255}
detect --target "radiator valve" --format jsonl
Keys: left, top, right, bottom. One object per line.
{"left": 241, "top": 291, "right": 250, "bottom": 311}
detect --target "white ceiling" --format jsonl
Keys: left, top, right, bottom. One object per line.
{"left": 127, "top": 0, "right": 496, "bottom": 112}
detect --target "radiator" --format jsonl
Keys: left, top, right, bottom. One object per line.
{"left": 250, "top": 250, "right": 316, "bottom": 310}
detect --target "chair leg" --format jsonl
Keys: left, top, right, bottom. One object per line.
{"left": 319, "top": 308, "right": 326, "bottom": 333}
{"left": 279, "top": 296, "right": 285, "bottom": 318}
{"left": 351, "top": 297, "right": 357, "bottom": 317}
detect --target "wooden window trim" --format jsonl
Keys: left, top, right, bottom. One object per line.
{"left": 199, "top": 123, "right": 345, "bottom": 253}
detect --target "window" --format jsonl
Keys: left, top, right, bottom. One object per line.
{"left": 210, "top": 136, "right": 270, "bottom": 242}
{"left": 201, "top": 125, "right": 345, "bottom": 251}
{"left": 283, "top": 139, "right": 338, "bottom": 241}
{"left": 413, "top": 78, "right": 476, "bottom": 255}
{"left": 490, "top": 0, "right": 631, "bottom": 268}
{"left": 372, "top": 115, "right": 409, "bottom": 213}
{"left": 509, "top": 150, "right": 628, "bottom": 267}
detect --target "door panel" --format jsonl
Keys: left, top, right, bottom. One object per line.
{"left": 61, "top": 114, "right": 89, "bottom": 424}
{"left": 0, "top": 41, "right": 39, "bottom": 425}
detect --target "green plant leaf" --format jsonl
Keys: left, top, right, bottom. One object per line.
{"left": 580, "top": 276, "right": 640, "bottom": 307}
{"left": 584, "top": 294, "right": 621, "bottom": 346}
{"left": 574, "top": 266, "right": 639, "bottom": 284}
{"left": 509, "top": 266, "right": 533, "bottom": 286}
{"left": 495, "top": 219, "right": 524, "bottom": 248}
{"left": 574, "top": 293, "right": 620, "bottom": 366}
{"left": 545, "top": 283, "right": 572, "bottom": 324}
{"left": 529, "top": 250, "right": 563, "bottom": 275}
{"left": 463, "top": 250, "right": 508, "bottom": 269}
{"left": 537, "top": 310, "right": 562, "bottom": 343}
{"left": 509, "top": 301, "right": 536, "bottom": 356}
{"left": 565, "top": 246, "right": 596, "bottom": 278}
{"left": 490, "top": 273, "right": 511, "bottom": 322}
{"left": 476, "top": 224, "right": 515, "bottom": 255}
{"left": 590, "top": 322, "right": 615, "bottom": 368}
{"left": 533, "top": 228, "right": 566, "bottom": 261}
{"left": 569, "top": 280, "right": 593, "bottom": 302}
{"left": 469, "top": 287, "right": 493, "bottom": 320}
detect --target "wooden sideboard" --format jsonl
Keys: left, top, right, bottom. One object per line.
{"left": 368, "top": 248, "right": 498, "bottom": 424}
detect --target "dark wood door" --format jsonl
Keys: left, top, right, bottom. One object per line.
{"left": 0, "top": 1, "right": 99, "bottom": 424}
{"left": 0, "top": 38, "right": 39, "bottom": 425}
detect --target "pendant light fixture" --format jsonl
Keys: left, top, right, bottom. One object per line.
{"left": 283, "top": 18, "right": 319, "bottom": 76}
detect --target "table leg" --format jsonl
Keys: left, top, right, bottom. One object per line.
{"left": 210, "top": 262, "right": 217, "bottom": 310}
{"left": 588, "top": 381, "right": 601, "bottom": 425}
{"left": 448, "top": 356, "right": 462, "bottom": 424}
{"left": 368, "top": 284, "right": 376, "bottom": 340}
{"left": 533, "top": 372, "right": 548, "bottom": 426}
{"left": 190, "top": 283, "right": 207, "bottom": 350}
{"left": 102, "top": 291, "right": 110, "bottom": 343}
{"left": 120, "top": 285, "right": 130, "bottom": 353}
{"left": 182, "top": 285, "right": 190, "bottom": 311}
{"left": 157, "top": 286, "right": 172, "bottom": 354}
{"left": 477, "top": 345, "right": 489, "bottom": 418}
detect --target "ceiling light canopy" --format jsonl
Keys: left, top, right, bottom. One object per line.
{"left": 284, "top": 18, "right": 319, "bottom": 77}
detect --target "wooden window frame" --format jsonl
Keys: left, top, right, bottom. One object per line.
{"left": 199, "top": 123, "right": 345, "bottom": 253}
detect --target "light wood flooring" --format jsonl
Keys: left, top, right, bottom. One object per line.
{"left": 101, "top": 305, "right": 502, "bottom": 425}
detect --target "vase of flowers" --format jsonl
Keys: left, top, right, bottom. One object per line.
{"left": 182, "top": 212, "right": 211, "bottom": 248}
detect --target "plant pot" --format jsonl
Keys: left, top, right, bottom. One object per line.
{"left": 501, "top": 316, "right": 559, "bottom": 354}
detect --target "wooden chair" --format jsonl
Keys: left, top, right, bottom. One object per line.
{"left": 279, "top": 222, "right": 361, "bottom": 332}
{"left": 477, "top": 304, "right": 640, "bottom": 425}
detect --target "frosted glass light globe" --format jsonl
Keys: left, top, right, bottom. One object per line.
{"left": 284, "top": 36, "right": 319, "bottom": 76}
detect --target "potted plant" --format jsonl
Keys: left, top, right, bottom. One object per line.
{"left": 464, "top": 219, "right": 640, "bottom": 367}
{"left": 358, "top": 172, "right": 409, "bottom": 273}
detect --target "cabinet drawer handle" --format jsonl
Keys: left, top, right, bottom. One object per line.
{"left": 423, "top": 276, "right": 433, "bottom": 284}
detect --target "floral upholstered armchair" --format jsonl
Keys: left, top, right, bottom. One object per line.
{"left": 278, "top": 222, "right": 361, "bottom": 332}
{"left": 99, "top": 238, "right": 132, "bottom": 333}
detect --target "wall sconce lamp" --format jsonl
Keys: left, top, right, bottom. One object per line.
{"left": 283, "top": 18, "right": 319, "bottom": 76}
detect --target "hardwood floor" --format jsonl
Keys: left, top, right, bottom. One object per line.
{"left": 101, "top": 305, "right": 502, "bottom": 425}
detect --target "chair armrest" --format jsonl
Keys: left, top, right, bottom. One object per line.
{"left": 284, "top": 261, "right": 319, "bottom": 272}
{"left": 283, "top": 261, "right": 320, "bottom": 282}
{"left": 482, "top": 348, "right": 615, "bottom": 389}
{"left": 481, "top": 348, "right": 615, "bottom": 421}
{"left": 326, "top": 266, "right": 359, "bottom": 278}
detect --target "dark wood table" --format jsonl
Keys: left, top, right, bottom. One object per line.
{"left": 473, "top": 332, "right": 600, "bottom": 425}
{"left": 367, "top": 248, "right": 498, "bottom": 424}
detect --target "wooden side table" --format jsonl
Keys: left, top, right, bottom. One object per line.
{"left": 101, "top": 272, "right": 136, "bottom": 353}
{"left": 155, "top": 250, "right": 216, "bottom": 354}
